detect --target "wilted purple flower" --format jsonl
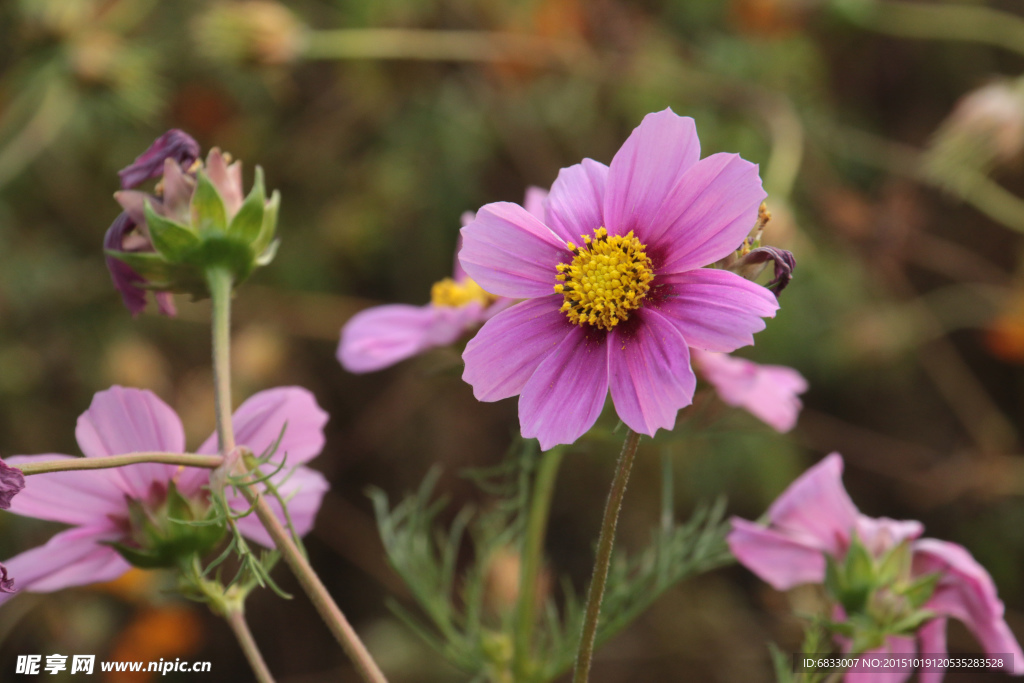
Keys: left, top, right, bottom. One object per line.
{"left": 0, "top": 458, "right": 25, "bottom": 510}
{"left": 459, "top": 109, "right": 778, "bottom": 449}
{"left": 118, "top": 129, "right": 201, "bottom": 190}
{"left": 728, "top": 454, "right": 1024, "bottom": 681}
{"left": 0, "top": 563, "right": 13, "bottom": 593}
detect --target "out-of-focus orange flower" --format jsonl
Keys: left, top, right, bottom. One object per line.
{"left": 92, "top": 568, "right": 158, "bottom": 603}
{"left": 985, "top": 288, "right": 1024, "bottom": 363}
{"left": 106, "top": 605, "right": 203, "bottom": 683}
{"left": 730, "top": 0, "right": 806, "bottom": 37}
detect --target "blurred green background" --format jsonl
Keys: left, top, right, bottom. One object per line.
{"left": 2, "top": 0, "right": 1024, "bottom": 680}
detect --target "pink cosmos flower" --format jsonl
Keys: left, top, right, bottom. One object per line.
{"left": 691, "top": 349, "right": 807, "bottom": 432}
{"left": 337, "top": 188, "right": 547, "bottom": 373}
{"left": 0, "top": 385, "right": 329, "bottom": 604}
{"left": 459, "top": 109, "right": 778, "bottom": 449}
{"left": 728, "top": 453, "right": 1024, "bottom": 681}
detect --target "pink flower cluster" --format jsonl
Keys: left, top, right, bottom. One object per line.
{"left": 729, "top": 454, "right": 1023, "bottom": 682}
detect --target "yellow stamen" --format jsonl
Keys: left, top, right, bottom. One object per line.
{"left": 431, "top": 277, "right": 496, "bottom": 308}
{"left": 555, "top": 227, "right": 653, "bottom": 331}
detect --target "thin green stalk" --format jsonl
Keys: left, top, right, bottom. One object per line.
{"left": 225, "top": 606, "right": 276, "bottom": 683}
{"left": 302, "top": 29, "right": 586, "bottom": 66}
{"left": 16, "top": 452, "right": 223, "bottom": 476}
{"left": 572, "top": 430, "right": 641, "bottom": 683}
{"left": 206, "top": 268, "right": 389, "bottom": 683}
{"left": 847, "top": 1, "right": 1024, "bottom": 59}
{"left": 208, "top": 267, "right": 236, "bottom": 455}
{"left": 513, "top": 446, "right": 565, "bottom": 680}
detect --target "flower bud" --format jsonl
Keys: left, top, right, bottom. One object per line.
{"left": 105, "top": 131, "right": 281, "bottom": 313}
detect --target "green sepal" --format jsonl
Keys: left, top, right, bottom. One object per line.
{"left": 144, "top": 201, "right": 199, "bottom": 262}
{"left": 888, "top": 609, "right": 936, "bottom": 637}
{"left": 229, "top": 166, "right": 265, "bottom": 245}
{"left": 105, "top": 250, "right": 179, "bottom": 284}
{"left": 191, "top": 171, "right": 229, "bottom": 234}
{"left": 841, "top": 537, "right": 876, "bottom": 615}
{"left": 876, "top": 540, "right": 912, "bottom": 586}
{"left": 255, "top": 238, "right": 279, "bottom": 267}
{"left": 901, "top": 572, "right": 940, "bottom": 610}
{"left": 185, "top": 234, "right": 256, "bottom": 282}
{"left": 252, "top": 188, "right": 279, "bottom": 255}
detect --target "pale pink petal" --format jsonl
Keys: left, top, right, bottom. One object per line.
{"left": 913, "top": 538, "right": 1024, "bottom": 673}
{"left": 0, "top": 526, "right": 130, "bottom": 605}
{"left": 197, "top": 387, "right": 328, "bottom": 467}
{"left": 917, "top": 619, "right": 949, "bottom": 683}
{"left": 692, "top": 350, "right": 807, "bottom": 432}
{"left": 854, "top": 516, "right": 924, "bottom": 556}
{"left": 544, "top": 159, "right": 608, "bottom": 243}
{"left": 518, "top": 326, "right": 609, "bottom": 450}
{"left": 114, "top": 190, "right": 152, "bottom": 226}
{"left": 603, "top": 109, "right": 701, "bottom": 239}
{"left": 646, "top": 152, "right": 766, "bottom": 273}
{"left": 462, "top": 296, "right": 574, "bottom": 402}
{"left": 74, "top": 386, "right": 186, "bottom": 500}
{"left": 459, "top": 202, "right": 568, "bottom": 298}
{"left": 766, "top": 453, "right": 860, "bottom": 557}
{"left": 844, "top": 635, "right": 915, "bottom": 683}
{"left": 4, "top": 454, "right": 132, "bottom": 525}
{"left": 654, "top": 269, "right": 778, "bottom": 353}
{"left": 727, "top": 517, "right": 827, "bottom": 590}
{"left": 206, "top": 149, "right": 244, "bottom": 217}
{"left": 607, "top": 308, "right": 696, "bottom": 436}
{"left": 231, "top": 466, "right": 329, "bottom": 548}
{"left": 523, "top": 186, "right": 549, "bottom": 221}
{"left": 338, "top": 304, "right": 480, "bottom": 374}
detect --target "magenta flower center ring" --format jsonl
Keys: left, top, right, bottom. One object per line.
{"left": 553, "top": 227, "right": 654, "bottom": 331}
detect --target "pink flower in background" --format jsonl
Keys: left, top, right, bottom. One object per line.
{"left": 0, "top": 385, "right": 329, "bottom": 604}
{"left": 692, "top": 349, "right": 807, "bottom": 432}
{"left": 460, "top": 109, "right": 777, "bottom": 449}
{"left": 337, "top": 188, "right": 547, "bottom": 373}
{"left": 728, "top": 454, "right": 1023, "bottom": 681}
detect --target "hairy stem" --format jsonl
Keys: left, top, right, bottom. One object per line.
{"left": 17, "top": 452, "right": 222, "bottom": 475}
{"left": 572, "top": 430, "right": 641, "bottom": 683}
{"left": 513, "top": 446, "right": 565, "bottom": 680}
{"left": 225, "top": 607, "right": 276, "bottom": 683}
{"left": 206, "top": 268, "right": 389, "bottom": 683}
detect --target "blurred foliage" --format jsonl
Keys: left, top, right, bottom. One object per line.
{"left": 0, "top": 0, "right": 1023, "bottom": 681}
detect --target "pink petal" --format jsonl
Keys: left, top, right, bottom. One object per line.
{"left": 0, "top": 526, "right": 130, "bottom": 605}
{"left": 917, "top": 619, "right": 948, "bottom": 683}
{"left": 206, "top": 149, "right": 244, "bottom": 218}
{"left": 854, "top": 516, "right": 924, "bottom": 556}
{"left": 646, "top": 152, "right": 766, "bottom": 274}
{"left": 692, "top": 350, "right": 807, "bottom": 432}
{"left": 462, "top": 296, "right": 574, "bottom": 402}
{"left": 231, "top": 466, "right": 330, "bottom": 548}
{"left": 197, "top": 387, "right": 328, "bottom": 467}
{"left": 654, "top": 269, "right": 778, "bottom": 353}
{"left": 75, "top": 386, "right": 186, "bottom": 501}
{"left": 518, "top": 325, "right": 609, "bottom": 450}
{"left": 603, "top": 109, "right": 701, "bottom": 239}
{"left": 523, "top": 186, "right": 549, "bottom": 221}
{"left": 544, "top": 159, "right": 609, "bottom": 243}
{"left": 843, "top": 635, "right": 916, "bottom": 683}
{"left": 338, "top": 303, "right": 481, "bottom": 374}
{"left": 607, "top": 308, "right": 696, "bottom": 436}
{"left": 914, "top": 538, "right": 1024, "bottom": 673}
{"left": 114, "top": 190, "right": 152, "bottom": 226}
{"left": 459, "top": 202, "right": 568, "bottom": 298}
{"left": 766, "top": 453, "right": 860, "bottom": 557}
{"left": 4, "top": 454, "right": 132, "bottom": 525}
{"left": 727, "top": 517, "right": 827, "bottom": 590}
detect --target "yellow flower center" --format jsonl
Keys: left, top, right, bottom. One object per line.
{"left": 554, "top": 227, "right": 653, "bottom": 331}
{"left": 430, "top": 277, "right": 496, "bottom": 308}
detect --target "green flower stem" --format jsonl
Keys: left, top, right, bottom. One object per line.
{"left": 572, "top": 430, "right": 641, "bottom": 683}
{"left": 513, "top": 446, "right": 565, "bottom": 680}
{"left": 846, "top": 0, "right": 1024, "bottom": 59}
{"left": 302, "top": 29, "right": 585, "bottom": 66}
{"left": 225, "top": 606, "right": 276, "bottom": 683}
{"left": 206, "top": 267, "right": 389, "bottom": 683}
{"left": 16, "top": 452, "right": 223, "bottom": 475}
